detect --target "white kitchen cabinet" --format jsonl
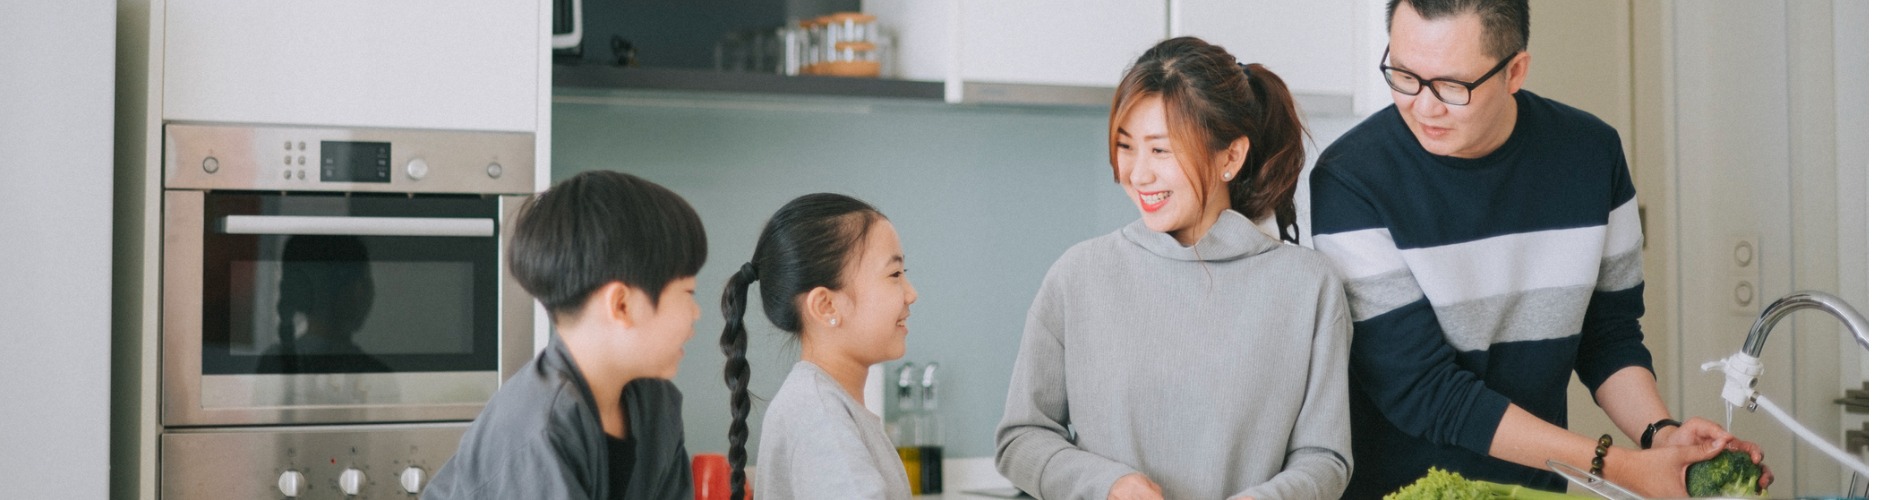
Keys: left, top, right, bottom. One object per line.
{"left": 957, "top": 0, "right": 1167, "bottom": 88}
{"left": 163, "top": 0, "right": 540, "bottom": 132}
{"left": 1170, "top": 0, "right": 1387, "bottom": 115}
{"left": 1171, "top": 0, "right": 1354, "bottom": 95}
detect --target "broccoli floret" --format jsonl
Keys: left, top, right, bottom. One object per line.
{"left": 1385, "top": 468, "right": 1489, "bottom": 500}
{"left": 1685, "top": 450, "right": 1764, "bottom": 497}
{"left": 1385, "top": 467, "right": 1589, "bottom": 500}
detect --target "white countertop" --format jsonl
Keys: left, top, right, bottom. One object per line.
{"left": 913, "top": 457, "right": 1022, "bottom": 500}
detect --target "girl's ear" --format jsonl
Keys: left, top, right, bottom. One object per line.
{"left": 802, "top": 286, "right": 840, "bottom": 328}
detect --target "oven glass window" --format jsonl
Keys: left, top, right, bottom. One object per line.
{"left": 202, "top": 192, "right": 500, "bottom": 374}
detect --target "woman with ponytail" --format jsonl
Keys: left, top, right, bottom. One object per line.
{"left": 720, "top": 193, "right": 917, "bottom": 499}
{"left": 994, "top": 37, "right": 1353, "bottom": 500}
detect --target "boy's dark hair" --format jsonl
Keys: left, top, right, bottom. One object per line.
{"left": 716, "top": 193, "right": 884, "bottom": 500}
{"left": 1386, "top": 0, "right": 1530, "bottom": 60}
{"left": 506, "top": 170, "right": 708, "bottom": 317}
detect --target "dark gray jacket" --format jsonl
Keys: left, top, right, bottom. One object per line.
{"left": 424, "top": 334, "right": 691, "bottom": 500}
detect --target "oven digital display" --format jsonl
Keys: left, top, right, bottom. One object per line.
{"left": 319, "top": 141, "right": 391, "bottom": 183}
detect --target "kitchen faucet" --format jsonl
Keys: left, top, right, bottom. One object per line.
{"left": 1743, "top": 290, "right": 1869, "bottom": 360}
{"left": 1705, "top": 290, "right": 1871, "bottom": 477}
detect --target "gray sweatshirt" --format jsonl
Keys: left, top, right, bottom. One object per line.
{"left": 757, "top": 361, "right": 912, "bottom": 500}
{"left": 995, "top": 210, "right": 1354, "bottom": 500}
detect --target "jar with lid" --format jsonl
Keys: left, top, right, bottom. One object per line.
{"left": 822, "top": 12, "right": 880, "bottom": 78}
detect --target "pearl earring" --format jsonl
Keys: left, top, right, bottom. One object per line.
{"left": 829, "top": 318, "right": 839, "bottom": 326}
{"left": 1223, "top": 171, "right": 1234, "bottom": 181}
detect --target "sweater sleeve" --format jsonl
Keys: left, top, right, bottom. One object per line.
{"left": 1309, "top": 166, "right": 1512, "bottom": 457}
{"left": 994, "top": 262, "right": 1138, "bottom": 500}
{"left": 1233, "top": 273, "right": 1355, "bottom": 500}
{"left": 1575, "top": 150, "right": 1653, "bottom": 393}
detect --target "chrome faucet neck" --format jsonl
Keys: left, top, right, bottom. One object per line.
{"left": 1743, "top": 290, "right": 1870, "bottom": 358}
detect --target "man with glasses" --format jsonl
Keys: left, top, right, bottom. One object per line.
{"left": 1309, "top": 0, "right": 1769, "bottom": 497}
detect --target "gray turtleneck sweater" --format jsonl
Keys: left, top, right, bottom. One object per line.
{"left": 995, "top": 210, "right": 1354, "bottom": 500}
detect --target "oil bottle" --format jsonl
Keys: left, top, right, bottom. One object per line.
{"left": 916, "top": 362, "right": 944, "bottom": 494}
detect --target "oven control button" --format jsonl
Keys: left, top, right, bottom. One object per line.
{"left": 338, "top": 468, "right": 366, "bottom": 496}
{"left": 276, "top": 470, "right": 306, "bottom": 497}
{"left": 201, "top": 156, "right": 219, "bottom": 174}
{"left": 399, "top": 467, "right": 426, "bottom": 494}
{"left": 405, "top": 158, "right": 429, "bottom": 180}
{"left": 486, "top": 162, "right": 503, "bottom": 179}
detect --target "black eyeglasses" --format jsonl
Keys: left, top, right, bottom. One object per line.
{"left": 1378, "top": 45, "right": 1514, "bottom": 106}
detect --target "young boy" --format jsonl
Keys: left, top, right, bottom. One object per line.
{"left": 426, "top": 170, "right": 708, "bottom": 500}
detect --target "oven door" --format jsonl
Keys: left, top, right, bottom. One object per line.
{"left": 163, "top": 190, "right": 533, "bottom": 427}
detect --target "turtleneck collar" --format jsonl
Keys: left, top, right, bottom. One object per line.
{"left": 1119, "top": 209, "right": 1281, "bottom": 262}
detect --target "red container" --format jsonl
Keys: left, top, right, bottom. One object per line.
{"left": 691, "top": 453, "right": 752, "bottom": 500}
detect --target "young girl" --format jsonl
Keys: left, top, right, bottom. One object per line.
{"left": 718, "top": 193, "right": 919, "bottom": 499}
{"left": 994, "top": 37, "right": 1353, "bottom": 500}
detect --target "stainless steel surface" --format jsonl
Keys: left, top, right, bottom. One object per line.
{"left": 220, "top": 214, "right": 496, "bottom": 237}
{"left": 161, "top": 423, "right": 467, "bottom": 499}
{"left": 957, "top": 81, "right": 1114, "bottom": 107}
{"left": 164, "top": 123, "right": 534, "bottom": 194}
{"left": 161, "top": 190, "right": 533, "bottom": 427}
{"left": 496, "top": 194, "right": 534, "bottom": 380}
{"left": 1548, "top": 460, "right": 1643, "bottom": 500}
{"left": 1742, "top": 290, "right": 1869, "bottom": 358}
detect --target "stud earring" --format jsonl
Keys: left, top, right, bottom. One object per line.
{"left": 1223, "top": 171, "right": 1234, "bottom": 181}
{"left": 829, "top": 318, "right": 839, "bottom": 326}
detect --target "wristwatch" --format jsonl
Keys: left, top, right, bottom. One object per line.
{"left": 1641, "top": 418, "right": 1681, "bottom": 449}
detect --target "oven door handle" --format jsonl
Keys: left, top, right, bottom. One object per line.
{"left": 219, "top": 215, "right": 495, "bottom": 237}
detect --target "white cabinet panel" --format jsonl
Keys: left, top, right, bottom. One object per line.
{"left": 164, "top": 0, "right": 539, "bottom": 132}
{"left": 958, "top": 0, "right": 1166, "bottom": 87}
{"left": 1171, "top": 0, "right": 1358, "bottom": 97}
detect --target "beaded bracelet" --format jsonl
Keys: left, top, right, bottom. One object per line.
{"left": 1590, "top": 434, "right": 1613, "bottom": 477}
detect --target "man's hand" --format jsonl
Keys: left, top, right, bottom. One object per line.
{"left": 1606, "top": 443, "right": 1722, "bottom": 498}
{"left": 1108, "top": 473, "right": 1165, "bottom": 500}
{"left": 1653, "top": 417, "right": 1774, "bottom": 491}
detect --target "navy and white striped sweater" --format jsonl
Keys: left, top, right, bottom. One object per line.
{"left": 1310, "top": 90, "right": 1651, "bottom": 497}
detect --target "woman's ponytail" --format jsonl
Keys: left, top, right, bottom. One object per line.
{"left": 1238, "top": 62, "right": 1307, "bottom": 245}
{"left": 719, "top": 262, "right": 759, "bottom": 500}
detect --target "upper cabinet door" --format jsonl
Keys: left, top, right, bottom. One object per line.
{"left": 1170, "top": 0, "right": 1358, "bottom": 97}
{"left": 958, "top": 0, "right": 1167, "bottom": 87}
{"left": 164, "top": 0, "right": 540, "bottom": 132}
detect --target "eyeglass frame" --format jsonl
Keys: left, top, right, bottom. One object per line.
{"left": 1378, "top": 45, "right": 1516, "bottom": 106}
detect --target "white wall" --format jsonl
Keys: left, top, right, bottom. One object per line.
{"left": 1669, "top": 1, "right": 1869, "bottom": 496}
{"left": 0, "top": 0, "right": 118, "bottom": 498}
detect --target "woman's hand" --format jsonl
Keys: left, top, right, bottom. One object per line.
{"left": 1108, "top": 473, "right": 1165, "bottom": 500}
{"left": 1605, "top": 443, "right": 1723, "bottom": 498}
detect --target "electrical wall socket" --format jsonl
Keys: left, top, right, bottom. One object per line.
{"left": 1727, "top": 234, "right": 1762, "bottom": 316}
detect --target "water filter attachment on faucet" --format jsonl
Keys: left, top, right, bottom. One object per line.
{"left": 1701, "top": 351, "right": 1764, "bottom": 413}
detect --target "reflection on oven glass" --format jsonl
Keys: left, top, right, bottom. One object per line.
{"left": 259, "top": 235, "right": 389, "bottom": 372}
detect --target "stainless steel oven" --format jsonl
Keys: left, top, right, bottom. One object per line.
{"left": 161, "top": 123, "right": 535, "bottom": 498}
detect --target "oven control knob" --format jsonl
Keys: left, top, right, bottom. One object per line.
{"left": 338, "top": 467, "right": 366, "bottom": 495}
{"left": 399, "top": 466, "right": 426, "bottom": 494}
{"left": 201, "top": 156, "right": 220, "bottom": 174}
{"left": 276, "top": 470, "right": 306, "bottom": 497}
{"left": 405, "top": 158, "right": 429, "bottom": 180}
{"left": 485, "top": 162, "right": 503, "bottom": 179}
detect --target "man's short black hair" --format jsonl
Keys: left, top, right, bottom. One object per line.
{"left": 1387, "top": 0, "right": 1530, "bottom": 61}
{"left": 507, "top": 170, "right": 708, "bottom": 316}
